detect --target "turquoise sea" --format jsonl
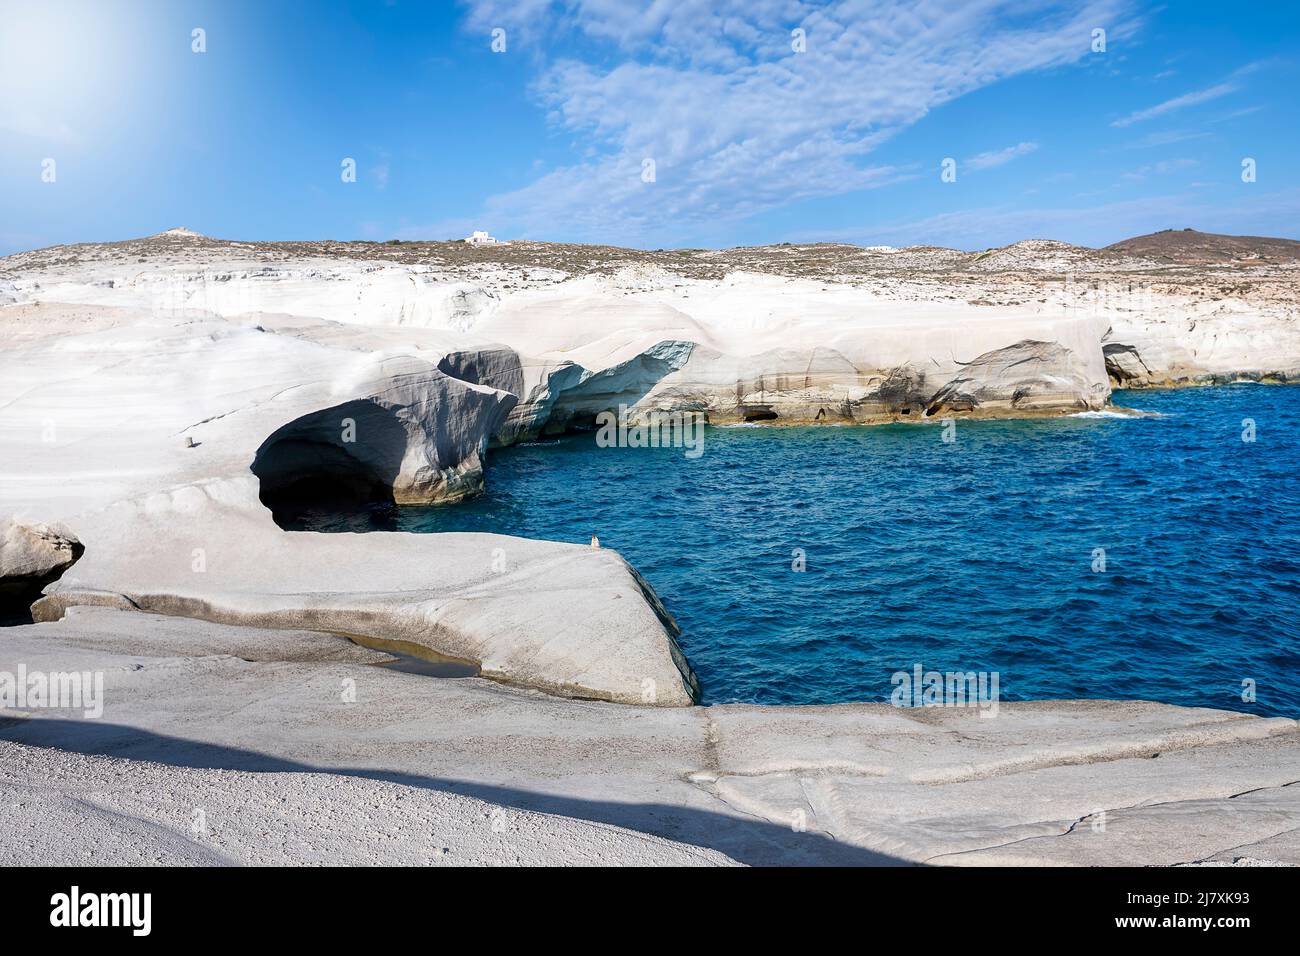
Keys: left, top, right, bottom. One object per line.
{"left": 300, "top": 386, "right": 1300, "bottom": 717}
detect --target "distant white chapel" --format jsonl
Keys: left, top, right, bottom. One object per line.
{"left": 465, "top": 230, "right": 500, "bottom": 246}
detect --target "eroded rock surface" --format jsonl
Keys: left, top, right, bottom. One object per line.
{"left": 0, "top": 299, "right": 694, "bottom": 703}
{"left": 1, "top": 231, "right": 1297, "bottom": 865}
{"left": 0, "top": 739, "right": 736, "bottom": 866}
{"left": 0, "top": 517, "right": 83, "bottom": 620}
{"left": 3, "top": 609, "right": 1296, "bottom": 866}
{"left": 0, "top": 517, "right": 81, "bottom": 583}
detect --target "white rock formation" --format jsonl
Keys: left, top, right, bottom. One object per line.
{"left": 0, "top": 301, "right": 695, "bottom": 705}
{"left": 436, "top": 270, "right": 1112, "bottom": 427}
{"left": 0, "top": 517, "right": 81, "bottom": 584}
{"left": 1, "top": 740, "right": 736, "bottom": 866}
{"left": 1, "top": 231, "right": 1297, "bottom": 864}
{"left": 1101, "top": 299, "right": 1300, "bottom": 386}
{"left": 1, "top": 240, "right": 1116, "bottom": 431}
{"left": 1, "top": 233, "right": 1296, "bottom": 701}
{"left": 2, "top": 607, "right": 1297, "bottom": 866}
{"left": 0, "top": 517, "right": 82, "bottom": 617}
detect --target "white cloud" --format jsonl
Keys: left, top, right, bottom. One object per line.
{"left": 1120, "top": 157, "right": 1199, "bottom": 181}
{"left": 1212, "top": 105, "right": 1264, "bottom": 123}
{"left": 788, "top": 196, "right": 1197, "bottom": 248}
{"left": 460, "top": 0, "right": 1140, "bottom": 244}
{"left": 1111, "top": 82, "right": 1236, "bottom": 127}
{"left": 787, "top": 188, "right": 1300, "bottom": 250}
{"left": 1120, "top": 129, "right": 1210, "bottom": 149}
{"left": 964, "top": 141, "right": 1039, "bottom": 172}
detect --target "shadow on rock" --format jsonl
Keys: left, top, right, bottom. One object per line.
{"left": 3, "top": 719, "right": 908, "bottom": 867}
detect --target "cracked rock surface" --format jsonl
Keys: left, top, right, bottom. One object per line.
{"left": 3, "top": 608, "right": 1296, "bottom": 866}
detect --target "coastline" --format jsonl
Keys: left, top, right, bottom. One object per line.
{"left": 3, "top": 232, "right": 1299, "bottom": 865}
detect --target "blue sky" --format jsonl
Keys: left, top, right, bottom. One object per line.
{"left": 1, "top": 0, "right": 1297, "bottom": 254}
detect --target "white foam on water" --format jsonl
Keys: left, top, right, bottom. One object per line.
{"left": 1070, "top": 408, "right": 1166, "bottom": 419}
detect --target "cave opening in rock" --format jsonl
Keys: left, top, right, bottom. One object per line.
{"left": 255, "top": 439, "right": 398, "bottom": 529}
{"left": 562, "top": 411, "right": 602, "bottom": 431}
{"left": 252, "top": 400, "right": 408, "bottom": 530}
{"left": 0, "top": 551, "right": 84, "bottom": 626}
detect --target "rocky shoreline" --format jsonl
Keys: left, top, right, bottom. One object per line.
{"left": 2, "top": 229, "right": 1298, "bottom": 864}
{"left": 4, "top": 607, "right": 1297, "bottom": 866}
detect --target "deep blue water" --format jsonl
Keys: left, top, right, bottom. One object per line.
{"left": 322, "top": 386, "right": 1300, "bottom": 716}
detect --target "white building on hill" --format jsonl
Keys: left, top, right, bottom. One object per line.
{"left": 466, "top": 230, "right": 499, "bottom": 246}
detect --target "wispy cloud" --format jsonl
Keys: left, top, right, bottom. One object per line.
{"left": 461, "top": 0, "right": 1140, "bottom": 243}
{"left": 965, "top": 142, "right": 1039, "bottom": 172}
{"left": 1212, "top": 105, "right": 1265, "bottom": 123}
{"left": 791, "top": 188, "right": 1300, "bottom": 250}
{"left": 1119, "top": 128, "right": 1211, "bottom": 149}
{"left": 1120, "top": 157, "right": 1199, "bottom": 181}
{"left": 1111, "top": 77, "right": 1244, "bottom": 127}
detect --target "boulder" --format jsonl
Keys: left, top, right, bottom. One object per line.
{"left": 0, "top": 516, "right": 82, "bottom": 586}
{"left": 0, "top": 517, "right": 82, "bottom": 620}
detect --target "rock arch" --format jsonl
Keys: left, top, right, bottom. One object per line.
{"left": 251, "top": 399, "right": 410, "bottom": 527}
